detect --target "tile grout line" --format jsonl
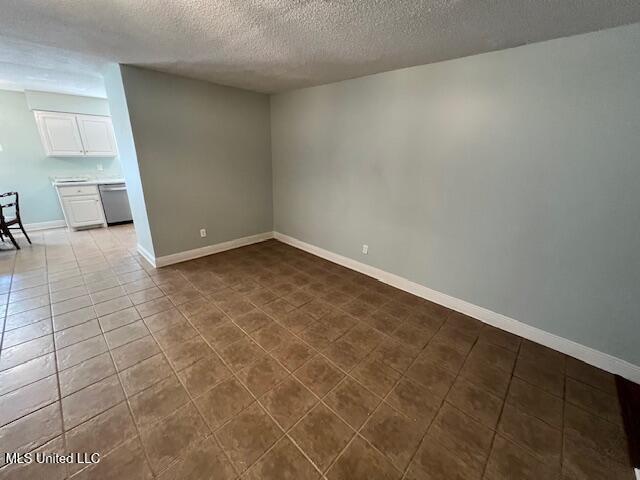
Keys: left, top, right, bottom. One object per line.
{"left": 241, "top": 259, "right": 453, "bottom": 464}
{"left": 2, "top": 231, "right": 623, "bottom": 479}
{"left": 0, "top": 274, "right": 174, "bottom": 395}
{"left": 147, "top": 317, "right": 266, "bottom": 476}
{"left": 18, "top": 298, "right": 595, "bottom": 462}
{"left": 332, "top": 308, "right": 457, "bottom": 479}
{"left": 0, "top": 248, "right": 17, "bottom": 431}
{"left": 44, "top": 229, "right": 96, "bottom": 468}
{"left": 560, "top": 362, "right": 568, "bottom": 478}
{"left": 476, "top": 336, "right": 523, "bottom": 479}
{"left": 46, "top": 229, "right": 73, "bottom": 480}
{"left": 44, "top": 235, "right": 75, "bottom": 478}
{"left": 42, "top": 227, "right": 152, "bottom": 476}
{"left": 249, "top": 293, "right": 448, "bottom": 476}
{"left": 113, "top": 261, "right": 248, "bottom": 478}
{"left": 395, "top": 322, "right": 462, "bottom": 479}
{"left": 3, "top": 264, "right": 138, "bottom": 334}
{"left": 157, "top": 265, "right": 378, "bottom": 476}
{"left": 127, "top": 277, "right": 254, "bottom": 478}
{"left": 65, "top": 228, "right": 159, "bottom": 479}
{"left": 172, "top": 291, "right": 328, "bottom": 477}
{"left": 0, "top": 249, "right": 13, "bottom": 365}
{"left": 247, "top": 296, "right": 415, "bottom": 469}
{"left": 181, "top": 272, "right": 443, "bottom": 477}
{"left": 494, "top": 348, "right": 606, "bottom": 473}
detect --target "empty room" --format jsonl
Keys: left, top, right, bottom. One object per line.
{"left": 0, "top": 1, "right": 639, "bottom": 479}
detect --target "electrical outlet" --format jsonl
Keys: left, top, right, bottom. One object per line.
{"left": 97, "top": 163, "right": 103, "bottom": 171}
{"left": 200, "top": 228, "right": 207, "bottom": 238}
{"left": 362, "top": 244, "right": 368, "bottom": 254}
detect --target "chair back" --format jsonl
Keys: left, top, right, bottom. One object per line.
{"left": 0, "top": 192, "right": 19, "bottom": 222}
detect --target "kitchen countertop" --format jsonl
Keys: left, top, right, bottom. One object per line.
{"left": 52, "top": 177, "right": 125, "bottom": 187}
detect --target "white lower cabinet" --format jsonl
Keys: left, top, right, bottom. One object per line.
{"left": 57, "top": 185, "right": 106, "bottom": 229}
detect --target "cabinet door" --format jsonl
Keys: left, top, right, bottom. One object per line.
{"left": 62, "top": 196, "right": 105, "bottom": 227}
{"left": 76, "top": 115, "right": 118, "bottom": 156}
{"left": 34, "top": 111, "right": 84, "bottom": 156}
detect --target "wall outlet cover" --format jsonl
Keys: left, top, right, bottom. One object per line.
{"left": 200, "top": 229, "right": 207, "bottom": 238}
{"left": 362, "top": 244, "right": 368, "bottom": 254}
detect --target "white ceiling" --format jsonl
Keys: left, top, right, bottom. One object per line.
{"left": 0, "top": 36, "right": 107, "bottom": 97}
{"left": 1, "top": 1, "right": 639, "bottom": 94}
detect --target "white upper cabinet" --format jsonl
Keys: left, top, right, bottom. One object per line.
{"left": 34, "top": 110, "right": 118, "bottom": 157}
{"left": 35, "top": 111, "right": 85, "bottom": 156}
{"left": 76, "top": 114, "right": 118, "bottom": 156}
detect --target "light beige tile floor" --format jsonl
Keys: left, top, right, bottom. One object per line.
{"left": 0, "top": 224, "right": 634, "bottom": 479}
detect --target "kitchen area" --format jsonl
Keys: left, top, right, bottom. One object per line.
{"left": 36, "top": 105, "right": 132, "bottom": 230}
{"left": 1, "top": 88, "right": 134, "bottom": 240}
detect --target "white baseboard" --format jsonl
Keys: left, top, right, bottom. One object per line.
{"left": 274, "top": 231, "right": 640, "bottom": 383}
{"left": 23, "top": 220, "right": 67, "bottom": 232}
{"left": 136, "top": 243, "right": 157, "bottom": 268}
{"left": 139, "top": 231, "right": 274, "bottom": 269}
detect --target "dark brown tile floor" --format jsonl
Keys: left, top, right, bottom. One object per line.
{"left": 0, "top": 225, "right": 635, "bottom": 479}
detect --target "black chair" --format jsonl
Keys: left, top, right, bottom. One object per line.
{"left": 0, "top": 192, "right": 31, "bottom": 250}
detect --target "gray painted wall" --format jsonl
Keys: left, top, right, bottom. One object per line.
{"left": 117, "top": 65, "right": 273, "bottom": 258}
{"left": 271, "top": 23, "right": 640, "bottom": 365}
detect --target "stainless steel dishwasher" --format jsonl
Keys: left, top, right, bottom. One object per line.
{"left": 98, "top": 183, "right": 133, "bottom": 225}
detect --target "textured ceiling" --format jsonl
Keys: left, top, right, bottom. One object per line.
{"left": 1, "top": 1, "right": 640, "bottom": 94}
{"left": 0, "top": 36, "right": 106, "bottom": 97}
